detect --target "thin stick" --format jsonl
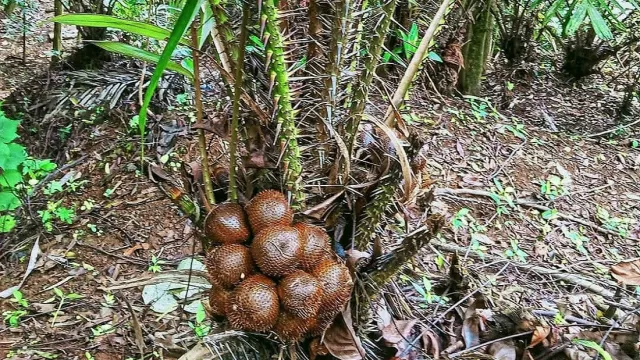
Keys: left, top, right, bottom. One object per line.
{"left": 383, "top": 0, "right": 452, "bottom": 127}
{"left": 190, "top": 22, "right": 216, "bottom": 207}
{"left": 228, "top": 4, "right": 250, "bottom": 203}
{"left": 449, "top": 331, "right": 533, "bottom": 358}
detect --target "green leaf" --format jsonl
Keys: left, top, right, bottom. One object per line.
{"left": 66, "top": 293, "right": 84, "bottom": 300}
{"left": 53, "top": 287, "right": 64, "bottom": 298}
{"left": 0, "top": 191, "right": 21, "bottom": 211}
{"left": 50, "top": 14, "right": 189, "bottom": 45}
{"left": 138, "top": 0, "right": 204, "bottom": 146}
{"left": 572, "top": 339, "right": 612, "bottom": 360}
{"left": 542, "top": 0, "right": 565, "bottom": 27}
{"left": 198, "top": 3, "right": 214, "bottom": 49}
{"left": 585, "top": 2, "right": 613, "bottom": 39}
{"left": 2, "top": 143, "right": 26, "bottom": 170}
{"left": 0, "top": 215, "right": 16, "bottom": 232}
{"left": 0, "top": 117, "right": 19, "bottom": 144}
{"left": 92, "top": 42, "right": 193, "bottom": 79}
{"left": 428, "top": 51, "right": 443, "bottom": 62}
{"left": 0, "top": 169, "right": 23, "bottom": 187}
{"left": 566, "top": 0, "right": 589, "bottom": 35}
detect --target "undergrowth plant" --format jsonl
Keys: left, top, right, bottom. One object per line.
{"left": 0, "top": 109, "right": 56, "bottom": 233}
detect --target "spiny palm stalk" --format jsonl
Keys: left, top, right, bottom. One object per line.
{"left": 209, "top": 0, "right": 239, "bottom": 71}
{"left": 345, "top": 0, "right": 398, "bottom": 153}
{"left": 262, "top": 0, "right": 303, "bottom": 205}
{"left": 354, "top": 172, "right": 399, "bottom": 251}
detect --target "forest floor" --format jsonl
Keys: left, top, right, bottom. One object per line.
{"left": 1, "top": 3, "right": 639, "bottom": 360}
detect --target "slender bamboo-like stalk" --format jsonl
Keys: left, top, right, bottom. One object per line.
{"left": 228, "top": 4, "right": 250, "bottom": 203}
{"left": 263, "top": 0, "right": 303, "bottom": 205}
{"left": 209, "top": 0, "right": 238, "bottom": 72}
{"left": 382, "top": 0, "right": 452, "bottom": 126}
{"left": 52, "top": 0, "right": 62, "bottom": 66}
{"left": 343, "top": 0, "right": 369, "bottom": 108}
{"left": 324, "top": 0, "right": 350, "bottom": 125}
{"left": 191, "top": 22, "right": 216, "bottom": 206}
{"left": 345, "top": 0, "right": 398, "bottom": 153}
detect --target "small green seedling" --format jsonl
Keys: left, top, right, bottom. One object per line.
{"left": 505, "top": 240, "right": 528, "bottom": 263}
{"left": 51, "top": 287, "right": 84, "bottom": 327}
{"left": 148, "top": 255, "right": 164, "bottom": 273}
{"left": 189, "top": 302, "right": 211, "bottom": 338}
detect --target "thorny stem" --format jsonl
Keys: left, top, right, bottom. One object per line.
{"left": 345, "top": 0, "right": 398, "bottom": 155}
{"left": 263, "top": 0, "right": 303, "bottom": 206}
{"left": 228, "top": 4, "right": 250, "bottom": 203}
{"left": 191, "top": 22, "right": 216, "bottom": 207}
{"left": 209, "top": 0, "right": 238, "bottom": 72}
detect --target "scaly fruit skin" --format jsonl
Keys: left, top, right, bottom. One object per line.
{"left": 251, "top": 225, "right": 301, "bottom": 277}
{"left": 312, "top": 260, "right": 353, "bottom": 314}
{"left": 274, "top": 311, "right": 311, "bottom": 341}
{"left": 225, "top": 274, "right": 280, "bottom": 332}
{"left": 306, "top": 309, "right": 340, "bottom": 336}
{"left": 208, "top": 285, "right": 231, "bottom": 317}
{"left": 206, "top": 244, "right": 255, "bottom": 288}
{"left": 205, "top": 203, "right": 251, "bottom": 244}
{"left": 277, "top": 270, "right": 323, "bottom": 319}
{"left": 293, "top": 223, "right": 331, "bottom": 271}
{"left": 245, "top": 190, "right": 293, "bottom": 234}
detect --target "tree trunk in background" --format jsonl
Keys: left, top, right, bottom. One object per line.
{"left": 459, "top": 0, "right": 494, "bottom": 95}
{"left": 52, "top": 0, "right": 62, "bottom": 65}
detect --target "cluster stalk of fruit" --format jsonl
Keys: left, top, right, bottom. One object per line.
{"left": 204, "top": 190, "right": 353, "bottom": 340}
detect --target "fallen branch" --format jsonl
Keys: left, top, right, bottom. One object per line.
{"left": 434, "top": 188, "right": 630, "bottom": 239}
{"left": 432, "top": 241, "right": 616, "bottom": 298}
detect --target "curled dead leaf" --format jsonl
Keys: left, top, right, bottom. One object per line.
{"left": 323, "top": 305, "right": 365, "bottom": 360}
{"left": 345, "top": 249, "right": 371, "bottom": 274}
{"left": 487, "top": 340, "right": 517, "bottom": 360}
{"left": 529, "top": 326, "right": 551, "bottom": 348}
{"left": 422, "top": 329, "right": 441, "bottom": 359}
{"left": 610, "top": 260, "right": 640, "bottom": 285}
{"left": 381, "top": 319, "right": 418, "bottom": 358}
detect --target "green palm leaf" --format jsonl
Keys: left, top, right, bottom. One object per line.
{"left": 565, "top": 0, "right": 588, "bottom": 35}
{"left": 92, "top": 41, "right": 193, "bottom": 78}
{"left": 51, "top": 14, "right": 189, "bottom": 45}
{"left": 137, "top": 0, "right": 205, "bottom": 156}
{"left": 585, "top": 0, "right": 614, "bottom": 39}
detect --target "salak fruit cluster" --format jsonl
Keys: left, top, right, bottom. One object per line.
{"left": 204, "top": 190, "right": 353, "bottom": 340}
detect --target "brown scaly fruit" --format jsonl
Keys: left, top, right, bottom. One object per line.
{"left": 306, "top": 309, "right": 340, "bottom": 336}
{"left": 312, "top": 259, "right": 353, "bottom": 314}
{"left": 205, "top": 203, "right": 251, "bottom": 244}
{"left": 206, "top": 244, "right": 255, "bottom": 288}
{"left": 293, "top": 223, "right": 331, "bottom": 271}
{"left": 274, "top": 311, "right": 311, "bottom": 341}
{"left": 208, "top": 286, "right": 230, "bottom": 317}
{"left": 277, "top": 270, "right": 323, "bottom": 319}
{"left": 225, "top": 274, "right": 280, "bottom": 332}
{"left": 251, "top": 225, "right": 301, "bottom": 277}
{"left": 245, "top": 190, "right": 293, "bottom": 234}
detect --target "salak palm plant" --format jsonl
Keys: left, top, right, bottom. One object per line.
{"left": 53, "top": 0, "right": 452, "bottom": 357}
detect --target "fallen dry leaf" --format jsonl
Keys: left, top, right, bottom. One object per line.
{"left": 323, "top": 305, "right": 366, "bottom": 360}
{"left": 487, "top": 340, "right": 517, "bottom": 360}
{"left": 123, "top": 243, "right": 150, "bottom": 256}
{"left": 381, "top": 319, "right": 418, "bottom": 357}
{"left": 610, "top": 260, "right": 640, "bottom": 285}
{"left": 345, "top": 249, "right": 371, "bottom": 274}
{"left": 529, "top": 326, "right": 551, "bottom": 348}
{"left": 421, "top": 328, "right": 441, "bottom": 359}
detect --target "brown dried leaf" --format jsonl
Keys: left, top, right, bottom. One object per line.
{"left": 323, "top": 305, "right": 365, "bottom": 360}
{"left": 529, "top": 326, "right": 551, "bottom": 348}
{"left": 421, "top": 329, "right": 441, "bottom": 359}
{"left": 123, "top": 243, "right": 150, "bottom": 257}
{"left": 381, "top": 319, "right": 418, "bottom": 357}
{"left": 345, "top": 249, "right": 371, "bottom": 274}
{"left": 610, "top": 260, "right": 640, "bottom": 285}
{"left": 487, "top": 340, "right": 516, "bottom": 360}
{"left": 302, "top": 191, "right": 344, "bottom": 220}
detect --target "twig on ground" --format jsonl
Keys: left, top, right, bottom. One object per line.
{"left": 489, "top": 140, "right": 527, "bottom": 179}
{"left": 586, "top": 118, "right": 640, "bottom": 138}
{"left": 449, "top": 331, "right": 534, "bottom": 358}
{"left": 434, "top": 187, "right": 630, "bottom": 239}
{"left": 432, "top": 241, "right": 616, "bottom": 298}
